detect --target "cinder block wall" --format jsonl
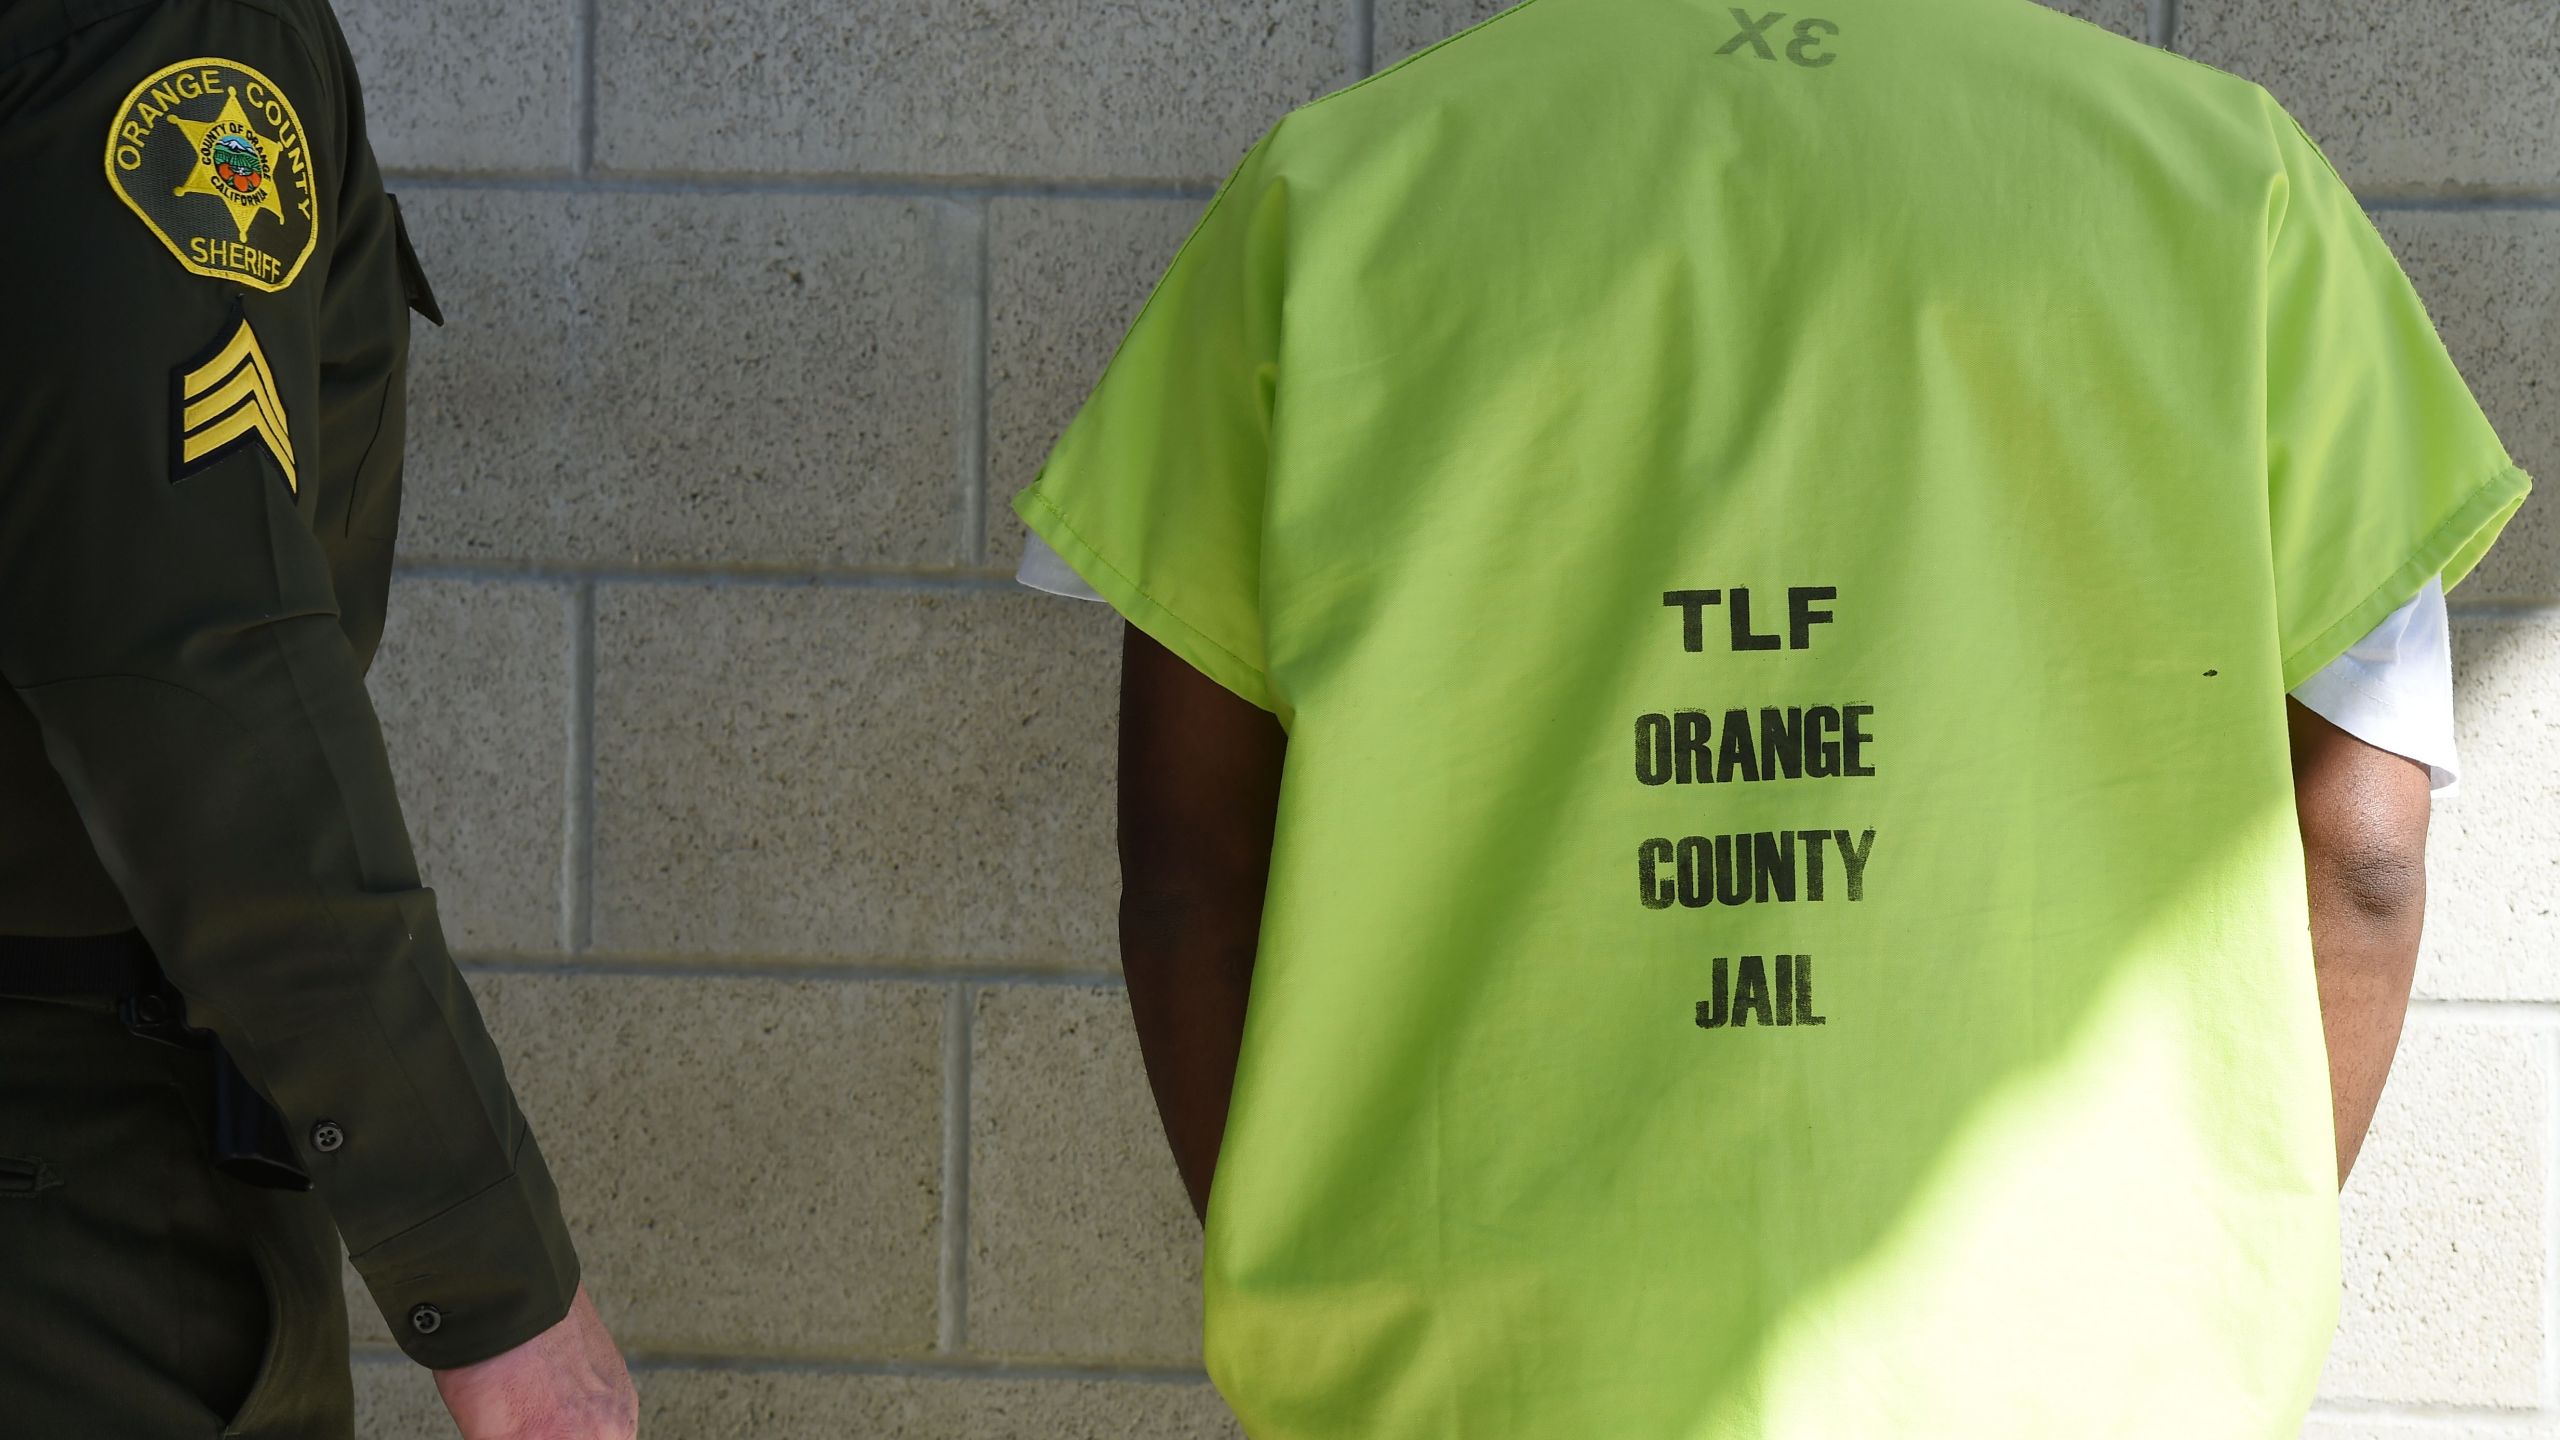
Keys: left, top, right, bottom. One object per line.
{"left": 332, "top": 2, "right": 2558, "bottom": 1435}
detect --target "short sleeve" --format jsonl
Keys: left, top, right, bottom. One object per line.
{"left": 1008, "top": 124, "right": 1290, "bottom": 713}
{"left": 2260, "top": 89, "right": 2531, "bottom": 690}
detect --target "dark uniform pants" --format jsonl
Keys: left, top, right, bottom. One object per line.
{"left": 0, "top": 994, "right": 353, "bottom": 1440}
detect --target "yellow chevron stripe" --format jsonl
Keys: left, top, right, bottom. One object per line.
{"left": 181, "top": 365, "right": 295, "bottom": 467}
{"left": 181, "top": 326, "right": 243, "bottom": 397}
{"left": 181, "top": 397, "right": 299, "bottom": 491}
{"left": 176, "top": 319, "right": 296, "bottom": 491}
{"left": 180, "top": 320, "right": 282, "bottom": 410}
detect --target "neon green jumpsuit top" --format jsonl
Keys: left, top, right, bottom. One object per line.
{"left": 1014, "top": 0, "right": 2532, "bottom": 1433}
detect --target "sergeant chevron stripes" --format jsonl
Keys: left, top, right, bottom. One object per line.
{"left": 176, "top": 317, "right": 295, "bottom": 491}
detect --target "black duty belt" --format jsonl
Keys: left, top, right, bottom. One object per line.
{"left": 0, "top": 929, "right": 159, "bottom": 998}
{"left": 0, "top": 930, "right": 311, "bottom": 1191}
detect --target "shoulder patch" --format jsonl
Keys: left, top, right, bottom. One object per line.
{"left": 105, "top": 59, "right": 318, "bottom": 293}
{"left": 175, "top": 314, "right": 297, "bottom": 492}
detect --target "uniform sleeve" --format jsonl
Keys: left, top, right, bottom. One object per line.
{"left": 1008, "top": 123, "right": 1291, "bottom": 712}
{"left": 2259, "top": 89, "right": 2532, "bottom": 690}
{"left": 0, "top": 7, "right": 576, "bottom": 1368}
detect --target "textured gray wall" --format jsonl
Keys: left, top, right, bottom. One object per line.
{"left": 332, "top": 1, "right": 2560, "bottom": 1434}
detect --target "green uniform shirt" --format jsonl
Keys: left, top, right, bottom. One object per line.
{"left": 1013, "top": 0, "right": 2531, "bottom": 1434}
{"left": 0, "top": 0, "right": 576, "bottom": 1368}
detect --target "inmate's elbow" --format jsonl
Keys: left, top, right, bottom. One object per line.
{"left": 2319, "top": 840, "right": 2428, "bottom": 926}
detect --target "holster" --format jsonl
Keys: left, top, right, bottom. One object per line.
{"left": 0, "top": 930, "right": 312, "bottom": 1191}
{"left": 204, "top": 1040, "right": 313, "bottom": 1192}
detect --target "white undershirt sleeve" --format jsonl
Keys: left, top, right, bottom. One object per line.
{"left": 2287, "top": 574, "right": 2460, "bottom": 795}
{"left": 1015, "top": 528, "right": 1109, "bottom": 603}
{"left": 1018, "top": 534, "right": 2461, "bottom": 794}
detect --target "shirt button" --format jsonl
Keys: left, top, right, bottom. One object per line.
{"left": 409, "top": 1303, "right": 443, "bottom": 1336}
{"left": 311, "top": 1121, "right": 345, "bottom": 1153}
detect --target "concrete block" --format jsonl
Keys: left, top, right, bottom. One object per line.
{"left": 1376, "top": 0, "right": 2146, "bottom": 67}
{"left": 2178, "top": 0, "right": 2560, "bottom": 190}
{"left": 2321, "top": 1017, "right": 2547, "bottom": 1406}
{"left": 365, "top": 578, "right": 572, "bottom": 955}
{"left": 986, "top": 198, "right": 1204, "bottom": 566}
{"left": 2375, "top": 211, "right": 2560, "bottom": 604}
{"left": 665, "top": 1369, "right": 1242, "bottom": 1439}
{"left": 497, "top": 972, "right": 947, "bottom": 1355}
{"left": 970, "top": 984, "right": 1202, "bottom": 1362}
{"left": 2301, "top": 1421, "right": 2558, "bottom": 1440}
{"left": 1372, "top": 0, "right": 1520, "bottom": 67}
{"left": 347, "top": 1297, "right": 393, "bottom": 1356}
{"left": 354, "top": 1362, "right": 1248, "bottom": 1439}
{"left": 390, "top": 190, "right": 968, "bottom": 569}
{"left": 591, "top": 588, "right": 1119, "bottom": 966}
{"left": 591, "top": 0, "right": 1350, "bottom": 182}
{"left": 2417, "top": 615, "right": 2560, "bottom": 1002}
{"left": 351, "top": 973, "right": 948, "bottom": 1356}
{"left": 2037, "top": 0, "right": 2149, "bottom": 40}
{"left": 351, "top": 1358, "right": 445, "bottom": 1440}
{"left": 335, "top": 0, "right": 578, "bottom": 174}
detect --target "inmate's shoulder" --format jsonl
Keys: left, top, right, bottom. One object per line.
{"left": 1994, "top": 0, "right": 2288, "bottom": 161}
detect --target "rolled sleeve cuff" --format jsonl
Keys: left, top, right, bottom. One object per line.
{"left": 346, "top": 1126, "right": 582, "bottom": 1369}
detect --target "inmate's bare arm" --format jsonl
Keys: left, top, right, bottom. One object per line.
{"left": 1117, "top": 623, "right": 1288, "bottom": 1223}
{"left": 2288, "top": 697, "right": 2432, "bottom": 1189}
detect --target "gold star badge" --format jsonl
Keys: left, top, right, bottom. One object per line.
{"left": 168, "top": 87, "right": 286, "bottom": 243}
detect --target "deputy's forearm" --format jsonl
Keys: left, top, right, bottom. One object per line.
{"left": 16, "top": 615, "right": 582, "bottom": 1364}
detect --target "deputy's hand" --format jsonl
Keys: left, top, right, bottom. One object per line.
{"left": 432, "top": 1285, "right": 638, "bottom": 1440}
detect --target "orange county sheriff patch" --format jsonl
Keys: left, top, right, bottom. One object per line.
{"left": 105, "top": 59, "right": 318, "bottom": 292}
